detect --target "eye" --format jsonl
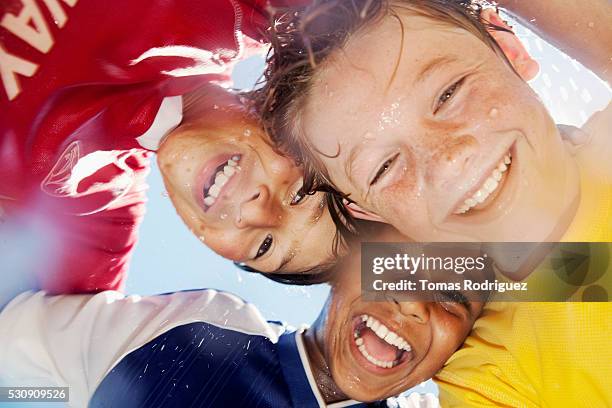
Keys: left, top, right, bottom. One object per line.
{"left": 435, "top": 290, "right": 470, "bottom": 317}
{"left": 255, "top": 234, "right": 273, "bottom": 259}
{"left": 370, "top": 153, "right": 399, "bottom": 186}
{"left": 290, "top": 186, "right": 307, "bottom": 206}
{"left": 434, "top": 77, "right": 465, "bottom": 113}
{"left": 289, "top": 180, "right": 311, "bottom": 206}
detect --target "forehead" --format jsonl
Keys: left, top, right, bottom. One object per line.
{"left": 302, "top": 13, "right": 490, "bottom": 143}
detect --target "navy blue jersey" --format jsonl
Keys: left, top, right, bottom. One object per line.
{"left": 90, "top": 323, "right": 377, "bottom": 408}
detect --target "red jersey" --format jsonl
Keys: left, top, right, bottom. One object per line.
{"left": 0, "top": 0, "right": 292, "bottom": 293}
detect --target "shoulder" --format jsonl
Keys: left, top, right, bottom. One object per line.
{"left": 89, "top": 290, "right": 291, "bottom": 407}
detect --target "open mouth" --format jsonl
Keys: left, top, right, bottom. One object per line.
{"left": 351, "top": 314, "right": 413, "bottom": 370}
{"left": 454, "top": 152, "right": 512, "bottom": 215}
{"left": 202, "top": 155, "right": 241, "bottom": 210}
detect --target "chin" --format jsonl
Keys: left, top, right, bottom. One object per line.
{"left": 333, "top": 366, "right": 407, "bottom": 403}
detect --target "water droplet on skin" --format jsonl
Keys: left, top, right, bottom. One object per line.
{"left": 588, "top": 22, "right": 595, "bottom": 28}
{"left": 220, "top": 213, "right": 228, "bottom": 220}
{"left": 198, "top": 235, "right": 206, "bottom": 242}
{"left": 488, "top": 108, "right": 499, "bottom": 118}
{"left": 244, "top": 129, "right": 251, "bottom": 137}
{"left": 213, "top": 104, "right": 219, "bottom": 110}
{"left": 378, "top": 101, "right": 402, "bottom": 130}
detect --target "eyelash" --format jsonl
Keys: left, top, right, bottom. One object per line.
{"left": 290, "top": 186, "right": 307, "bottom": 206}
{"left": 370, "top": 153, "right": 399, "bottom": 186}
{"left": 255, "top": 234, "right": 273, "bottom": 259}
{"left": 435, "top": 77, "right": 465, "bottom": 113}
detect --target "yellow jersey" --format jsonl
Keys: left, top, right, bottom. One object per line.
{"left": 435, "top": 135, "right": 612, "bottom": 407}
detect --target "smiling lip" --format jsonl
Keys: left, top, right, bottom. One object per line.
{"left": 449, "top": 143, "right": 516, "bottom": 218}
{"left": 194, "top": 153, "right": 242, "bottom": 213}
{"left": 349, "top": 314, "right": 414, "bottom": 374}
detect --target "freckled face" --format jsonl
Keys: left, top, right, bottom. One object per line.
{"left": 301, "top": 13, "right": 579, "bottom": 242}
{"left": 157, "top": 104, "right": 339, "bottom": 273}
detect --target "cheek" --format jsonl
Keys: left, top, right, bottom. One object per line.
{"left": 470, "top": 71, "right": 538, "bottom": 124}
{"left": 268, "top": 155, "right": 294, "bottom": 175}
{"left": 262, "top": 151, "right": 302, "bottom": 186}
{"left": 168, "top": 197, "right": 201, "bottom": 236}
{"left": 431, "top": 315, "right": 471, "bottom": 357}
{"left": 377, "top": 160, "right": 425, "bottom": 220}
{"left": 199, "top": 229, "right": 242, "bottom": 260}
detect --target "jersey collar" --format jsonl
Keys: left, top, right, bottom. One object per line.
{"left": 277, "top": 327, "right": 371, "bottom": 408}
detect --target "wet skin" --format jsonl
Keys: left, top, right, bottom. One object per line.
{"left": 157, "top": 86, "right": 340, "bottom": 273}
{"left": 298, "top": 10, "right": 580, "bottom": 242}
{"left": 314, "top": 236, "right": 484, "bottom": 402}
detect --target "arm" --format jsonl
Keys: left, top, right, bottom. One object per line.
{"left": 498, "top": 0, "right": 612, "bottom": 83}
{"left": 0, "top": 289, "right": 276, "bottom": 407}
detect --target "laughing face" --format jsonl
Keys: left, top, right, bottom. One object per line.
{"left": 319, "top": 248, "right": 483, "bottom": 402}
{"left": 157, "top": 86, "right": 340, "bottom": 274}
{"left": 297, "top": 9, "right": 580, "bottom": 242}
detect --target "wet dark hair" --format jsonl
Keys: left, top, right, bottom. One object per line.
{"left": 241, "top": 90, "right": 361, "bottom": 247}
{"left": 234, "top": 261, "right": 336, "bottom": 285}
{"left": 255, "top": 0, "right": 512, "bottom": 233}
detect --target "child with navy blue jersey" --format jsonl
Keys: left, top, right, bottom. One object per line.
{"left": 0, "top": 289, "right": 434, "bottom": 407}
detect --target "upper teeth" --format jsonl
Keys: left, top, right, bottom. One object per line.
{"left": 354, "top": 314, "right": 411, "bottom": 369}
{"left": 455, "top": 153, "right": 511, "bottom": 214}
{"left": 203, "top": 155, "right": 241, "bottom": 208}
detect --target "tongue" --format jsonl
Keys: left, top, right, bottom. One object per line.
{"left": 360, "top": 327, "right": 399, "bottom": 363}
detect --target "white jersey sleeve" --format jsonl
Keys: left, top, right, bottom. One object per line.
{"left": 0, "top": 290, "right": 280, "bottom": 408}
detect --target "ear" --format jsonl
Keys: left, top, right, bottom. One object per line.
{"left": 343, "top": 200, "right": 385, "bottom": 223}
{"left": 481, "top": 8, "right": 539, "bottom": 81}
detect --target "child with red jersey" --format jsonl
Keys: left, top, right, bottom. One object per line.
{"left": 0, "top": 0, "right": 304, "bottom": 294}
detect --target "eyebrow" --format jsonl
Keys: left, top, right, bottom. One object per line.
{"left": 414, "top": 55, "right": 459, "bottom": 84}
{"left": 277, "top": 195, "right": 327, "bottom": 272}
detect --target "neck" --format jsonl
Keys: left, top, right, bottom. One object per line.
{"left": 302, "top": 326, "right": 348, "bottom": 404}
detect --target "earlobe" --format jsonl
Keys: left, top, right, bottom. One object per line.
{"left": 344, "top": 200, "right": 385, "bottom": 223}
{"left": 481, "top": 8, "right": 540, "bottom": 81}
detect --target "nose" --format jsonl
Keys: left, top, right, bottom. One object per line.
{"left": 427, "top": 135, "right": 478, "bottom": 188}
{"left": 235, "top": 185, "right": 281, "bottom": 229}
{"left": 398, "top": 302, "right": 430, "bottom": 324}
